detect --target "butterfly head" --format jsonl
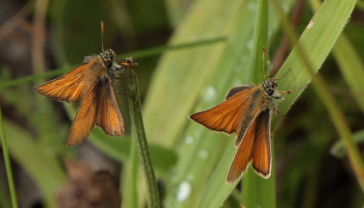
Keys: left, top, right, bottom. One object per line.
{"left": 262, "top": 78, "right": 283, "bottom": 100}
{"left": 100, "top": 49, "right": 123, "bottom": 74}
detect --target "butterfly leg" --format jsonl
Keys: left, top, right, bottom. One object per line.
{"left": 115, "top": 90, "right": 134, "bottom": 100}
{"left": 273, "top": 106, "right": 289, "bottom": 119}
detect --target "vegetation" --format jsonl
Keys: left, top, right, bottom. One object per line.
{"left": 0, "top": 0, "right": 363, "bottom": 207}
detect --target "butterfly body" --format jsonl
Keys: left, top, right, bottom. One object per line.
{"left": 34, "top": 49, "right": 125, "bottom": 146}
{"left": 190, "top": 77, "right": 285, "bottom": 183}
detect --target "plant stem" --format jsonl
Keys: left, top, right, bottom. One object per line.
{"left": 0, "top": 107, "right": 19, "bottom": 208}
{"left": 123, "top": 58, "right": 161, "bottom": 208}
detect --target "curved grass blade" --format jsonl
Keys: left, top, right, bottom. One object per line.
{"left": 0, "top": 107, "right": 18, "bottom": 208}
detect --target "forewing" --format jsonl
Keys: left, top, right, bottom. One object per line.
{"left": 226, "top": 117, "right": 257, "bottom": 184}
{"left": 67, "top": 84, "right": 99, "bottom": 146}
{"left": 234, "top": 87, "right": 268, "bottom": 147}
{"left": 226, "top": 85, "right": 254, "bottom": 100}
{"left": 96, "top": 79, "right": 124, "bottom": 137}
{"left": 34, "top": 58, "right": 101, "bottom": 103}
{"left": 252, "top": 109, "right": 272, "bottom": 178}
{"left": 190, "top": 87, "right": 257, "bottom": 134}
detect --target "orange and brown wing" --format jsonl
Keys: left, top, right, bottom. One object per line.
{"left": 225, "top": 85, "right": 254, "bottom": 100}
{"left": 226, "top": 116, "right": 257, "bottom": 184}
{"left": 234, "top": 87, "right": 269, "bottom": 147}
{"left": 226, "top": 109, "right": 272, "bottom": 183}
{"left": 34, "top": 58, "right": 101, "bottom": 103}
{"left": 67, "top": 83, "right": 99, "bottom": 146}
{"left": 252, "top": 109, "right": 272, "bottom": 178}
{"left": 67, "top": 78, "right": 124, "bottom": 146}
{"left": 96, "top": 79, "right": 124, "bottom": 137}
{"left": 190, "top": 86, "right": 257, "bottom": 135}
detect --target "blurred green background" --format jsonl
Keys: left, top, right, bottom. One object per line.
{"left": 0, "top": 0, "right": 364, "bottom": 207}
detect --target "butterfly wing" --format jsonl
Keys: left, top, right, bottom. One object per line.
{"left": 67, "top": 78, "right": 124, "bottom": 146}
{"left": 225, "top": 85, "right": 254, "bottom": 100}
{"left": 226, "top": 108, "right": 272, "bottom": 183}
{"left": 34, "top": 58, "right": 101, "bottom": 103}
{"left": 251, "top": 109, "right": 272, "bottom": 178}
{"left": 96, "top": 79, "right": 124, "bottom": 137}
{"left": 234, "top": 87, "right": 269, "bottom": 147}
{"left": 190, "top": 86, "right": 257, "bottom": 135}
{"left": 67, "top": 83, "right": 99, "bottom": 146}
{"left": 226, "top": 115, "right": 257, "bottom": 184}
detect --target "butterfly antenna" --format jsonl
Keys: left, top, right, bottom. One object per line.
{"left": 101, "top": 21, "right": 105, "bottom": 52}
{"left": 263, "top": 48, "right": 267, "bottom": 80}
{"left": 274, "top": 68, "right": 292, "bottom": 80}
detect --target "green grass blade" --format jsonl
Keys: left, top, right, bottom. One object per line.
{"left": 272, "top": 0, "right": 364, "bottom": 190}
{"left": 0, "top": 68, "right": 69, "bottom": 89}
{"left": 242, "top": 0, "right": 276, "bottom": 207}
{"left": 332, "top": 34, "right": 364, "bottom": 114}
{"left": 0, "top": 107, "right": 19, "bottom": 208}
{"left": 243, "top": 166, "right": 276, "bottom": 208}
{"left": 310, "top": 0, "right": 364, "bottom": 115}
{"left": 272, "top": 0, "right": 357, "bottom": 107}
{"left": 143, "top": 0, "right": 244, "bottom": 148}
{"left": 250, "top": 0, "right": 269, "bottom": 84}
{"left": 0, "top": 179, "right": 11, "bottom": 208}
{"left": 0, "top": 39, "right": 225, "bottom": 90}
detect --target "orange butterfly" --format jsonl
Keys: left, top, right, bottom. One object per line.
{"left": 34, "top": 22, "right": 125, "bottom": 146}
{"left": 190, "top": 72, "right": 304, "bottom": 183}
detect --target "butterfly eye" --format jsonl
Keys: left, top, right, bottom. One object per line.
{"left": 105, "top": 60, "right": 112, "bottom": 68}
{"left": 267, "top": 88, "right": 274, "bottom": 96}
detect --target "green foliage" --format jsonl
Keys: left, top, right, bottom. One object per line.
{"left": 0, "top": 0, "right": 363, "bottom": 207}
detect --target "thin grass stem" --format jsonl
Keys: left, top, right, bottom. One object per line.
{"left": 0, "top": 107, "right": 19, "bottom": 208}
